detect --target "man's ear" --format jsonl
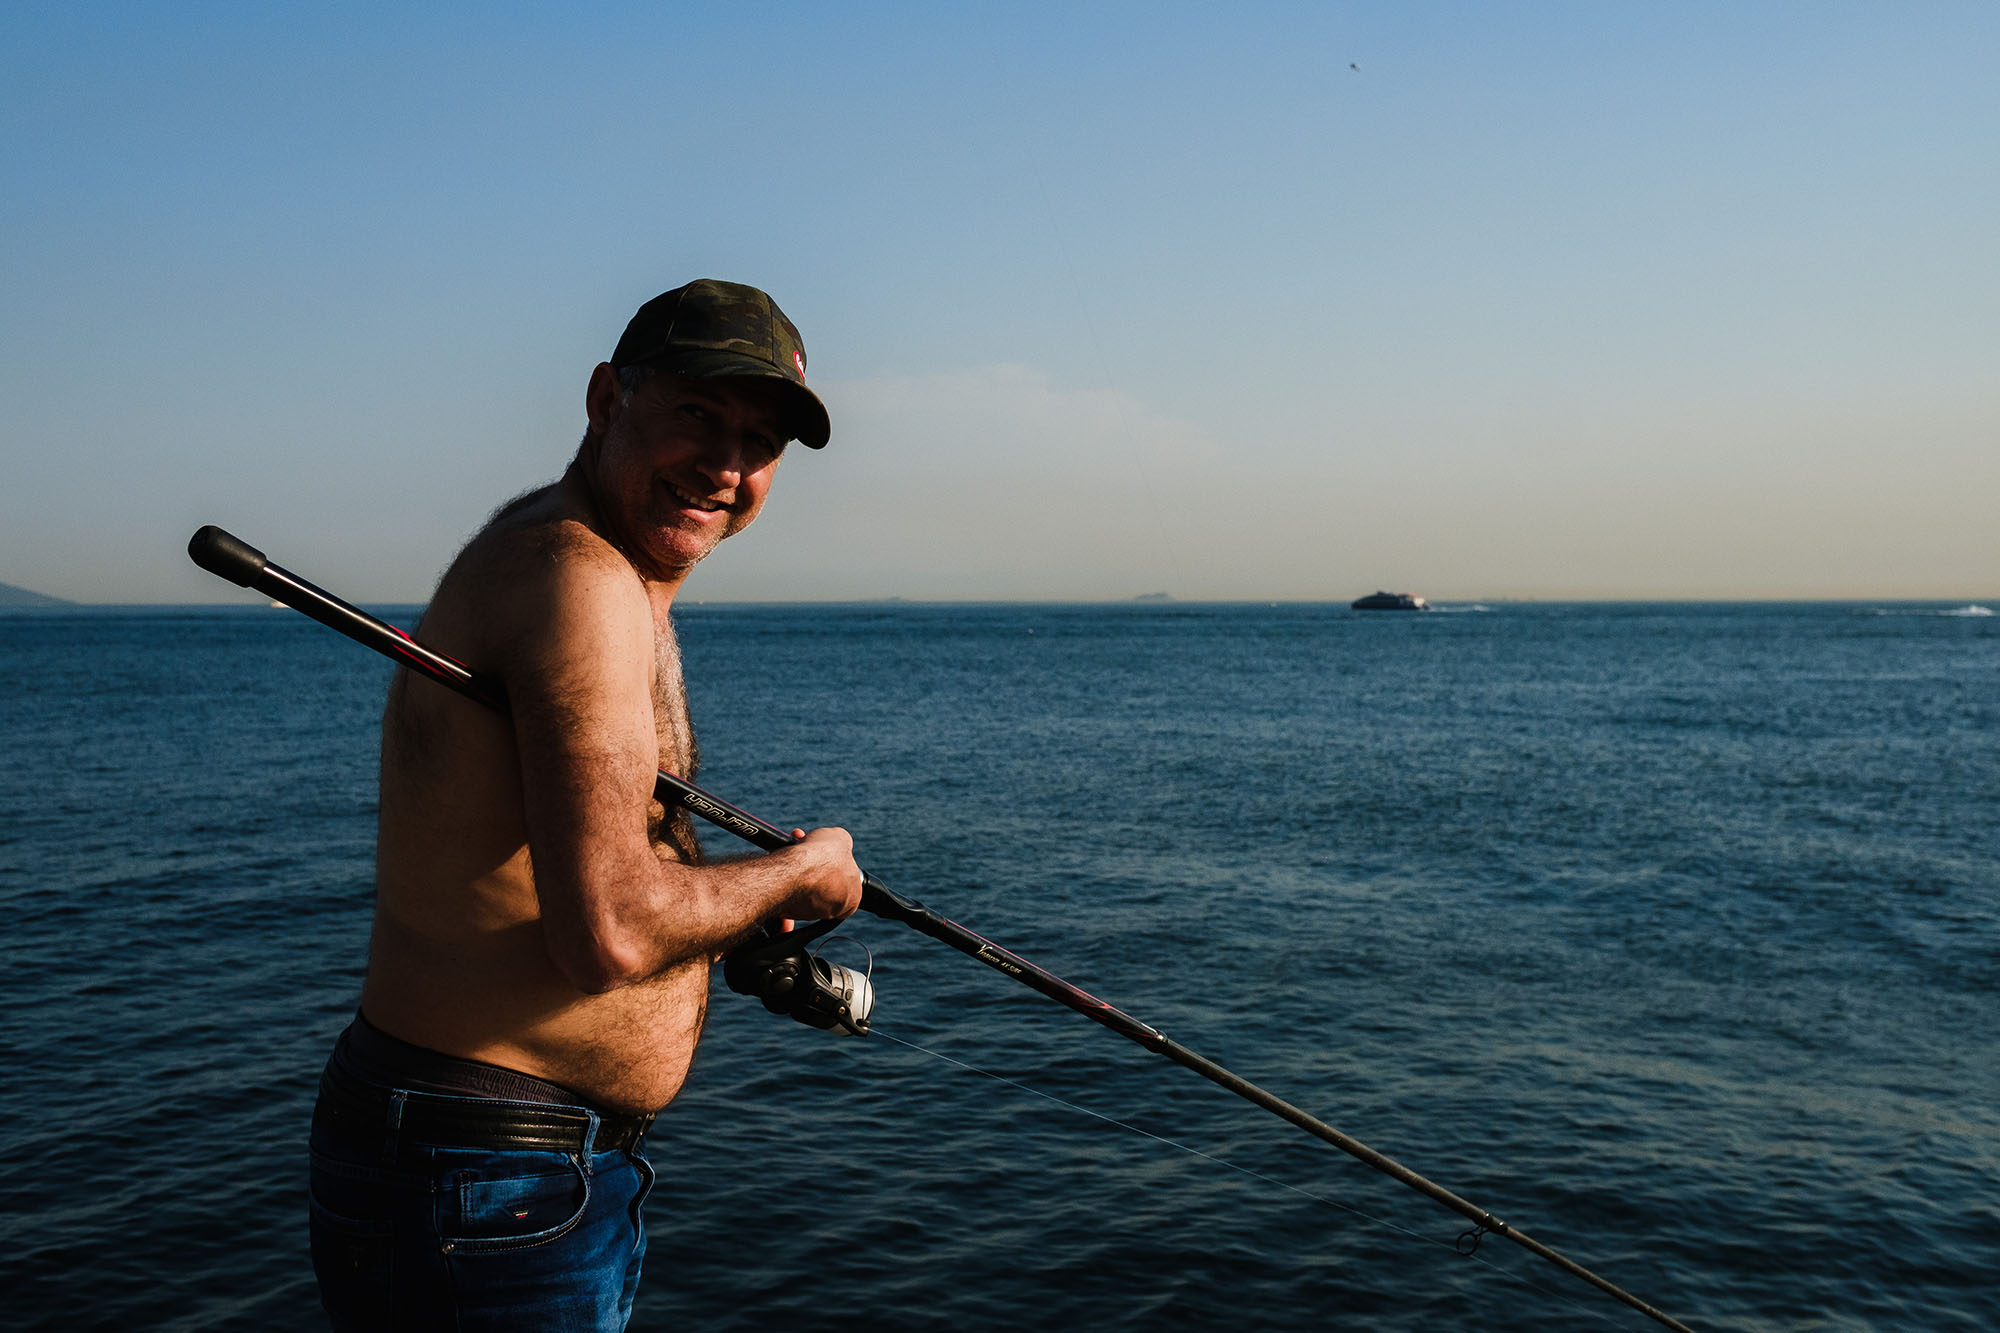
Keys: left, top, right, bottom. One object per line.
{"left": 585, "top": 362, "right": 622, "bottom": 436}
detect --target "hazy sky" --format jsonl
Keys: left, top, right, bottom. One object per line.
{"left": 3, "top": 2, "right": 1994, "bottom": 602}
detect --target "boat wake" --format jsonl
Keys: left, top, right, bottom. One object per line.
{"left": 1869, "top": 605, "right": 1994, "bottom": 617}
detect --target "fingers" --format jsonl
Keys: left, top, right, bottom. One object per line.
{"left": 782, "top": 821, "right": 806, "bottom": 930}
{"left": 789, "top": 825, "right": 863, "bottom": 919}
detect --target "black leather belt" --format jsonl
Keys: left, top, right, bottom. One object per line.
{"left": 316, "top": 1060, "right": 655, "bottom": 1155}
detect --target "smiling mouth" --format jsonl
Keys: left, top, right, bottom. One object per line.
{"left": 662, "top": 480, "right": 729, "bottom": 513}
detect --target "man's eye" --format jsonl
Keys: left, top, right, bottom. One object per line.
{"left": 681, "top": 403, "right": 711, "bottom": 421}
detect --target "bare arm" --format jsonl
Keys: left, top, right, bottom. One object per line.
{"left": 493, "top": 536, "right": 861, "bottom": 994}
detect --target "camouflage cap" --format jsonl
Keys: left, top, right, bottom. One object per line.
{"left": 610, "top": 279, "right": 831, "bottom": 449}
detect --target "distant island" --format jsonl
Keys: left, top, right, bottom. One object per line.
{"left": 1132, "top": 592, "right": 1173, "bottom": 602}
{"left": 0, "top": 581, "right": 69, "bottom": 607}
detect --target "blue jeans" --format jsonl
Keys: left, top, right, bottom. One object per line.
{"left": 309, "top": 1082, "right": 656, "bottom": 1331}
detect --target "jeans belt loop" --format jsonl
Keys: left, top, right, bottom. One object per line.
{"left": 385, "top": 1088, "right": 407, "bottom": 1162}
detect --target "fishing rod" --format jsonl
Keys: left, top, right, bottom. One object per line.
{"left": 187, "top": 524, "right": 1695, "bottom": 1332}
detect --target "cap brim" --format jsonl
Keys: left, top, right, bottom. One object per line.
{"left": 647, "top": 349, "right": 830, "bottom": 449}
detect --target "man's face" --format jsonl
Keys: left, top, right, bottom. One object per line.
{"left": 586, "top": 368, "right": 790, "bottom": 579}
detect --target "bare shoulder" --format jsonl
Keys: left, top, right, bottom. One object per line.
{"left": 396, "top": 477, "right": 664, "bottom": 794}
{"left": 428, "top": 485, "right": 651, "bottom": 677}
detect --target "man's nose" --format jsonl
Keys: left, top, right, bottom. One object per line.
{"left": 692, "top": 444, "right": 745, "bottom": 489}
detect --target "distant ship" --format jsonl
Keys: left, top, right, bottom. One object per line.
{"left": 1350, "top": 591, "right": 1428, "bottom": 611}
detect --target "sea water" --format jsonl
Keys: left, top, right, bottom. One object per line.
{"left": 1, "top": 601, "right": 1995, "bottom": 1330}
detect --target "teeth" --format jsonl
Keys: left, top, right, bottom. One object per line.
{"left": 665, "top": 482, "right": 725, "bottom": 512}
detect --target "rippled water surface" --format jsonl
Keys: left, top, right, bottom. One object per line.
{"left": 3, "top": 600, "right": 1996, "bottom": 1330}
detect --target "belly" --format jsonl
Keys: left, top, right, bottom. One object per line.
{"left": 360, "top": 905, "right": 711, "bottom": 1114}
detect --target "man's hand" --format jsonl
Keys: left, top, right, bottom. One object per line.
{"left": 776, "top": 826, "right": 864, "bottom": 922}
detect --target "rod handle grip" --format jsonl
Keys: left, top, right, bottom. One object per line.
{"left": 187, "top": 526, "right": 269, "bottom": 587}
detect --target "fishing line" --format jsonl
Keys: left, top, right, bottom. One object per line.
{"left": 869, "top": 1027, "right": 1605, "bottom": 1324}
{"left": 872, "top": 1027, "right": 1436, "bottom": 1238}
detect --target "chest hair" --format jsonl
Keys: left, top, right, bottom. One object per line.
{"left": 649, "top": 615, "right": 703, "bottom": 863}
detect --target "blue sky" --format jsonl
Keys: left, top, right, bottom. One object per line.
{"left": 3, "top": 2, "right": 1994, "bottom": 601}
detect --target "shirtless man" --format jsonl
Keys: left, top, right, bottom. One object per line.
{"left": 307, "top": 280, "right": 863, "bottom": 1331}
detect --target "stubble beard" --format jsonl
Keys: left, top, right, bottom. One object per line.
{"left": 575, "top": 436, "right": 741, "bottom": 586}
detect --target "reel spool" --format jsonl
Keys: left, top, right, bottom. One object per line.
{"left": 723, "top": 918, "right": 874, "bottom": 1036}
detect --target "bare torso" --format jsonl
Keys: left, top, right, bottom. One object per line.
{"left": 361, "top": 479, "right": 709, "bottom": 1114}
{"left": 357, "top": 369, "right": 865, "bottom": 1114}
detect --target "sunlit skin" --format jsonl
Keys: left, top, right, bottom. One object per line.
{"left": 360, "top": 364, "right": 862, "bottom": 1113}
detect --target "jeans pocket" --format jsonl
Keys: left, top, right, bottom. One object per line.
{"left": 308, "top": 1157, "right": 398, "bottom": 1330}
{"left": 438, "top": 1153, "right": 591, "bottom": 1255}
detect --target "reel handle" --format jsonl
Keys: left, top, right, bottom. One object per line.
{"left": 187, "top": 526, "right": 269, "bottom": 587}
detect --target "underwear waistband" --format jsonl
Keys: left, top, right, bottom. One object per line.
{"left": 332, "top": 1012, "right": 594, "bottom": 1109}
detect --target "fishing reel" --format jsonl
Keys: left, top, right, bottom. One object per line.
{"left": 723, "top": 916, "right": 874, "bottom": 1037}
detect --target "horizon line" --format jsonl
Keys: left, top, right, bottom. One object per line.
{"left": 11, "top": 594, "right": 1998, "bottom": 610}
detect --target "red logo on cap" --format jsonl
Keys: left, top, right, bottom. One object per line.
{"left": 793, "top": 351, "right": 805, "bottom": 381}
